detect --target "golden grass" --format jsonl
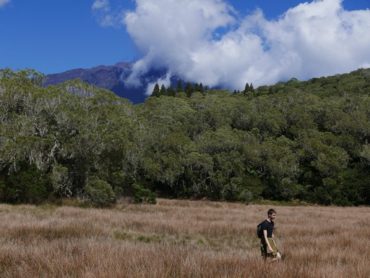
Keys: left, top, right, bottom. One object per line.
{"left": 0, "top": 199, "right": 369, "bottom": 277}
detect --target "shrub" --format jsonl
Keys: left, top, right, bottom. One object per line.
{"left": 238, "top": 189, "right": 253, "bottom": 204}
{"left": 1, "top": 166, "right": 51, "bottom": 204}
{"left": 84, "top": 178, "right": 116, "bottom": 207}
{"left": 133, "top": 183, "right": 156, "bottom": 204}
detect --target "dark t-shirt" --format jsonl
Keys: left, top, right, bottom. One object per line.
{"left": 260, "top": 219, "right": 274, "bottom": 243}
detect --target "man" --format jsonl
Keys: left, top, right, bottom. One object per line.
{"left": 259, "top": 208, "right": 281, "bottom": 261}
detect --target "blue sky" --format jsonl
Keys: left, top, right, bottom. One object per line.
{"left": 1, "top": 0, "right": 370, "bottom": 88}
{"left": 0, "top": 0, "right": 136, "bottom": 73}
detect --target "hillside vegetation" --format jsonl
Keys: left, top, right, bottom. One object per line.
{"left": 0, "top": 68, "right": 369, "bottom": 205}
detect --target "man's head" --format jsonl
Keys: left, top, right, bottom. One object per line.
{"left": 267, "top": 208, "right": 276, "bottom": 221}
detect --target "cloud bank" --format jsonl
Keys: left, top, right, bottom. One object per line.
{"left": 102, "top": 0, "right": 370, "bottom": 90}
{"left": 0, "top": 0, "right": 10, "bottom": 8}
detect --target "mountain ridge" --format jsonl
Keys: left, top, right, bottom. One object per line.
{"left": 44, "top": 62, "right": 168, "bottom": 103}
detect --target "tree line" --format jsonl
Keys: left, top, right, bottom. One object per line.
{"left": 151, "top": 80, "right": 209, "bottom": 98}
{"left": 0, "top": 68, "right": 369, "bottom": 206}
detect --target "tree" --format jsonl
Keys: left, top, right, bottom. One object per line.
{"left": 199, "top": 83, "right": 204, "bottom": 94}
{"left": 185, "top": 82, "right": 193, "bottom": 97}
{"left": 243, "top": 82, "right": 255, "bottom": 95}
{"left": 1, "top": 68, "right": 369, "bottom": 206}
{"left": 244, "top": 83, "right": 250, "bottom": 93}
{"left": 152, "top": 83, "right": 160, "bottom": 97}
{"left": 176, "top": 80, "right": 183, "bottom": 93}
{"left": 160, "top": 84, "right": 167, "bottom": 96}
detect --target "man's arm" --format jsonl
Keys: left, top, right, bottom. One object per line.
{"left": 263, "top": 230, "right": 273, "bottom": 252}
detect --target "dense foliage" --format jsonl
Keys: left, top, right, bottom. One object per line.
{"left": 0, "top": 68, "right": 369, "bottom": 205}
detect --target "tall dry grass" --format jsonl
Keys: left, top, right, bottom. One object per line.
{"left": 0, "top": 199, "right": 369, "bottom": 277}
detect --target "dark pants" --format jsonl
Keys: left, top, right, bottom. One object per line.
{"left": 260, "top": 240, "right": 275, "bottom": 259}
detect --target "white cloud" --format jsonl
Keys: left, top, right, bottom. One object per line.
{"left": 0, "top": 0, "right": 10, "bottom": 8}
{"left": 92, "top": 0, "right": 110, "bottom": 11}
{"left": 145, "top": 72, "right": 172, "bottom": 96}
{"left": 123, "top": 0, "right": 370, "bottom": 89}
{"left": 92, "top": 0, "right": 120, "bottom": 27}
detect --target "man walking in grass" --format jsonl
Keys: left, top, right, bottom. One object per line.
{"left": 257, "top": 208, "right": 281, "bottom": 261}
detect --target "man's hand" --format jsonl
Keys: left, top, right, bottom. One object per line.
{"left": 263, "top": 230, "right": 274, "bottom": 253}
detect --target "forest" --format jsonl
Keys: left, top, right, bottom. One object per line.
{"left": 0, "top": 68, "right": 369, "bottom": 206}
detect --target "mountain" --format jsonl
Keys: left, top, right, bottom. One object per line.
{"left": 44, "top": 62, "right": 169, "bottom": 103}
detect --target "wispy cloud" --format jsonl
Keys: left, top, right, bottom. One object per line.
{"left": 92, "top": 0, "right": 119, "bottom": 27}
{"left": 0, "top": 0, "right": 10, "bottom": 8}
{"left": 92, "top": 0, "right": 110, "bottom": 12}
{"left": 145, "top": 72, "right": 172, "bottom": 96}
{"left": 96, "top": 0, "right": 370, "bottom": 90}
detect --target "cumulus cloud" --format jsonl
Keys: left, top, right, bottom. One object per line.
{"left": 0, "top": 0, "right": 10, "bottom": 8}
{"left": 123, "top": 0, "right": 370, "bottom": 90}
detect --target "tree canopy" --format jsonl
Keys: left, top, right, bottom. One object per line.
{"left": 0, "top": 68, "right": 369, "bottom": 206}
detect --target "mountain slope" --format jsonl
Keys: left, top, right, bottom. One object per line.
{"left": 44, "top": 62, "right": 168, "bottom": 103}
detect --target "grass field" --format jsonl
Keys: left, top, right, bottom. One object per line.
{"left": 0, "top": 198, "right": 369, "bottom": 277}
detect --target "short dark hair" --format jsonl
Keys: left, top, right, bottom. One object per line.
{"left": 267, "top": 208, "right": 276, "bottom": 215}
